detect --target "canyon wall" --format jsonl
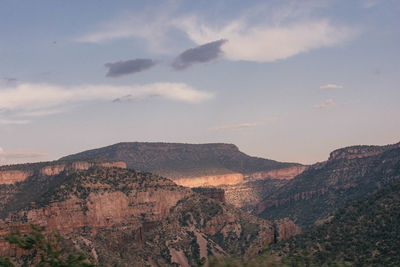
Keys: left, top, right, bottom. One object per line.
{"left": 0, "top": 160, "right": 126, "bottom": 185}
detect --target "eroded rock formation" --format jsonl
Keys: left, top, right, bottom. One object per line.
{"left": 0, "top": 161, "right": 281, "bottom": 266}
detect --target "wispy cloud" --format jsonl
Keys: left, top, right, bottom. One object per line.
{"left": 0, "top": 147, "right": 46, "bottom": 165}
{"left": 75, "top": 3, "right": 355, "bottom": 62}
{"left": 362, "top": 0, "right": 381, "bottom": 8}
{"left": 0, "top": 82, "right": 214, "bottom": 122}
{"left": 3, "top": 77, "right": 18, "bottom": 83}
{"left": 105, "top": 59, "right": 157, "bottom": 77}
{"left": 209, "top": 116, "right": 278, "bottom": 131}
{"left": 320, "top": 84, "right": 343, "bottom": 89}
{"left": 172, "top": 39, "right": 227, "bottom": 70}
{"left": 209, "top": 123, "right": 259, "bottom": 131}
{"left": 312, "top": 99, "right": 334, "bottom": 109}
{"left": 177, "top": 18, "right": 353, "bottom": 62}
{"left": 0, "top": 119, "right": 31, "bottom": 125}
{"left": 74, "top": 4, "right": 177, "bottom": 53}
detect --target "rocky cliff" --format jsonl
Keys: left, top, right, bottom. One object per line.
{"left": 0, "top": 160, "right": 126, "bottom": 185}
{"left": 60, "top": 142, "right": 305, "bottom": 208}
{"left": 257, "top": 142, "right": 400, "bottom": 230}
{"left": 0, "top": 161, "right": 288, "bottom": 266}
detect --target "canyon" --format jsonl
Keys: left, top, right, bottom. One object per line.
{"left": 0, "top": 158, "right": 296, "bottom": 266}
{"left": 1, "top": 141, "right": 399, "bottom": 266}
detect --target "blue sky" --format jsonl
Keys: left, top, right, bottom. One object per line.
{"left": 0, "top": 0, "right": 399, "bottom": 165}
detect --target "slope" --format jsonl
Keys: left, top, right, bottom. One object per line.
{"left": 0, "top": 160, "right": 280, "bottom": 266}
{"left": 272, "top": 180, "right": 400, "bottom": 266}
{"left": 257, "top": 142, "right": 400, "bottom": 230}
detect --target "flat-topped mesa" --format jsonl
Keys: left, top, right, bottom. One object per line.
{"left": 0, "top": 160, "right": 126, "bottom": 185}
{"left": 329, "top": 142, "right": 400, "bottom": 161}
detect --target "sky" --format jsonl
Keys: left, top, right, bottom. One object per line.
{"left": 0, "top": 0, "right": 399, "bottom": 165}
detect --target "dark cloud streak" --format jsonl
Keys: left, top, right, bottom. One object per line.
{"left": 105, "top": 59, "right": 157, "bottom": 77}
{"left": 3, "top": 77, "right": 18, "bottom": 83}
{"left": 172, "top": 39, "right": 227, "bottom": 70}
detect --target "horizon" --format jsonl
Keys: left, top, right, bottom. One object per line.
{"left": 1, "top": 0, "right": 399, "bottom": 165}
{"left": 1, "top": 139, "right": 400, "bottom": 167}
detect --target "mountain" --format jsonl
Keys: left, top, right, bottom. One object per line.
{"left": 60, "top": 142, "right": 306, "bottom": 208}
{"left": 271, "top": 180, "right": 400, "bottom": 266}
{"left": 257, "top": 142, "right": 400, "bottom": 230}
{"left": 0, "top": 159, "right": 292, "bottom": 266}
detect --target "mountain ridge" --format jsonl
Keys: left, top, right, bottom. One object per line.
{"left": 257, "top": 141, "right": 400, "bottom": 230}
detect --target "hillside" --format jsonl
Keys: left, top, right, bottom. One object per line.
{"left": 60, "top": 142, "right": 306, "bottom": 209}
{"left": 257, "top": 142, "right": 400, "bottom": 230}
{"left": 0, "top": 160, "right": 289, "bottom": 266}
{"left": 271, "top": 180, "right": 400, "bottom": 266}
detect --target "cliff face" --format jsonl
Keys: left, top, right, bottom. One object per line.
{"left": 0, "top": 170, "right": 33, "bottom": 185}
{"left": 274, "top": 218, "right": 302, "bottom": 241}
{"left": 174, "top": 173, "right": 245, "bottom": 187}
{"left": 257, "top": 142, "right": 400, "bottom": 230}
{"left": 246, "top": 165, "right": 307, "bottom": 181}
{"left": 0, "top": 160, "right": 126, "bottom": 185}
{"left": 0, "top": 161, "right": 282, "bottom": 266}
{"left": 59, "top": 142, "right": 305, "bottom": 209}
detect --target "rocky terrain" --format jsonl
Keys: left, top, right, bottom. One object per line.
{"left": 271, "top": 179, "right": 400, "bottom": 266}
{"left": 257, "top": 142, "right": 400, "bottom": 230}
{"left": 0, "top": 159, "right": 297, "bottom": 266}
{"left": 60, "top": 142, "right": 306, "bottom": 209}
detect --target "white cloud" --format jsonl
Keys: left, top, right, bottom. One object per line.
{"left": 320, "top": 84, "right": 343, "bottom": 89}
{"left": 176, "top": 18, "right": 352, "bottom": 62}
{"left": 76, "top": 4, "right": 354, "bottom": 62}
{"left": 312, "top": 99, "right": 335, "bottom": 109}
{"left": 0, "top": 82, "right": 214, "bottom": 121}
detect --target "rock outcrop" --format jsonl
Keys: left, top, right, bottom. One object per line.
{"left": 192, "top": 187, "right": 226, "bottom": 202}
{"left": 0, "top": 170, "right": 33, "bottom": 185}
{"left": 174, "top": 173, "right": 244, "bottom": 187}
{"left": 0, "top": 161, "right": 279, "bottom": 266}
{"left": 0, "top": 160, "right": 126, "bottom": 185}
{"left": 274, "top": 218, "right": 302, "bottom": 241}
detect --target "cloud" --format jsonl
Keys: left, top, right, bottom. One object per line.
{"left": 320, "top": 84, "right": 343, "bottom": 89}
{"left": 74, "top": 4, "right": 177, "bottom": 53}
{"left": 172, "top": 39, "right": 227, "bottom": 70}
{"left": 105, "top": 59, "right": 157, "bottom": 77}
{"left": 362, "top": 0, "right": 381, "bottom": 8}
{"left": 75, "top": 3, "right": 355, "bottom": 62}
{"left": 209, "top": 116, "right": 277, "bottom": 131}
{"left": 209, "top": 123, "right": 259, "bottom": 131}
{"left": 262, "top": 116, "right": 278, "bottom": 122}
{"left": 0, "top": 147, "right": 46, "bottom": 165}
{"left": 0, "top": 82, "right": 214, "bottom": 121}
{"left": 0, "top": 119, "right": 30, "bottom": 125}
{"left": 3, "top": 77, "right": 18, "bottom": 83}
{"left": 312, "top": 99, "right": 334, "bottom": 109}
{"left": 177, "top": 18, "right": 353, "bottom": 62}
